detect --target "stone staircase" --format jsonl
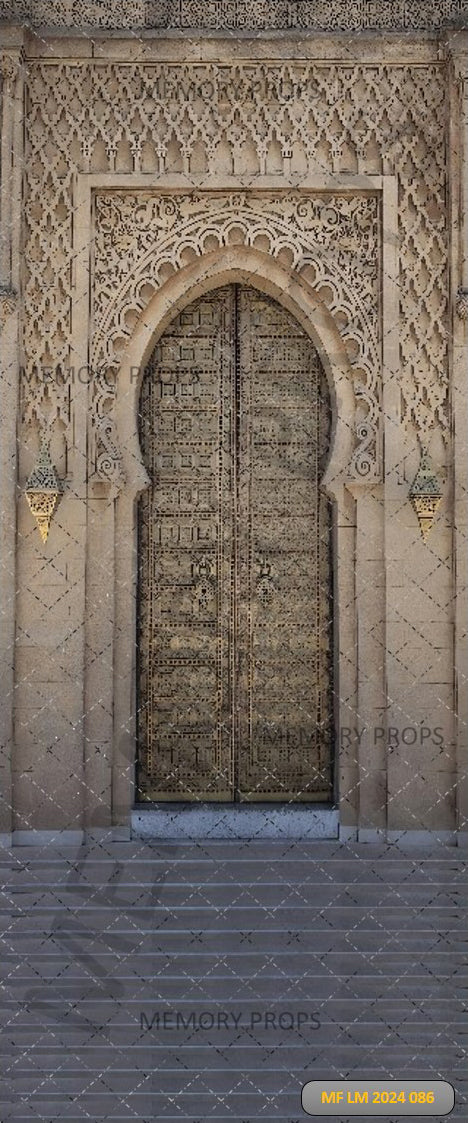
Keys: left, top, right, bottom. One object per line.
{"left": 1, "top": 839, "right": 467, "bottom": 1120}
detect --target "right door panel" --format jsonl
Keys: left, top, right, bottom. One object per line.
{"left": 236, "top": 286, "right": 333, "bottom": 800}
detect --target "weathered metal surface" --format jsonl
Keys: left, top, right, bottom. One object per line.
{"left": 138, "top": 285, "right": 332, "bottom": 801}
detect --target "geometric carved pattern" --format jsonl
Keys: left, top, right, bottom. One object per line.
{"left": 22, "top": 61, "right": 448, "bottom": 452}
{"left": 137, "top": 285, "right": 333, "bottom": 801}
{"left": 2, "top": 0, "right": 467, "bottom": 29}
{"left": 92, "top": 190, "right": 381, "bottom": 483}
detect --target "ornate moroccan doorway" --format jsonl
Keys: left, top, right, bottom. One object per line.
{"left": 137, "top": 285, "right": 333, "bottom": 802}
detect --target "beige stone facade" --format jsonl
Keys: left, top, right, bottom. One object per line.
{"left": 0, "top": 1, "right": 467, "bottom": 843}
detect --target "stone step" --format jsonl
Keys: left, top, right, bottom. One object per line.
{"left": 4, "top": 1021, "right": 466, "bottom": 1052}
{"left": 0, "top": 1068, "right": 463, "bottom": 1098}
{"left": 1, "top": 1106, "right": 464, "bottom": 1122}
{"left": 1, "top": 840, "right": 462, "bottom": 862}
{"left": 6, "top": 1051, "right": 468, "bottom": 1082}
{"left": 5, "top": 975, "right": 465, "bottom": 1001}
{"left": 0, "top": 1087, "right": 465, "bottom": 1121}
{"left": 4, "top": 906, "right": 466, "bottom": 933}
{"left": 4, "top": 954, "right": 467, "bottom": 980}
{"left": 6, "top": 930, "right": 466, "bottom": 954}
{"left": 3, "top": 885, "right": 465, "bottom": 909}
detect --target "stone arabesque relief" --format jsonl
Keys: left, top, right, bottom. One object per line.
{"left": 20, "top": 61, "right": 449, "bottom": 511}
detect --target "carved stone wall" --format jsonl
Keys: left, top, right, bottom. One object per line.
{"left": 3, "top": 23, "right": 465, "bottom": 840}
{"left": 1, "top": 0, "right": 467, "bottom": 30}
{"left": 22, "top": 61, "right": 448, "bottom": 464}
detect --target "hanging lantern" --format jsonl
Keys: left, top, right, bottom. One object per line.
{"left": 25, "top": 437, "right": 63, "bottom": 544}
{"left": 409, "top": 448, "right": 442, "bottom": 542}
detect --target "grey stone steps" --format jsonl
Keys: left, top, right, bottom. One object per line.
{"left": 3, "top": 853, "right": 465, "bottom": 865}
{"left": 3, "top": 907, "right": 466, "bottom": 931}
{"left": 4, "top": 861, "right": 464, "bottom": 876}
{"left": 1, "top": 841, "right": 465, "bottom": 1122}
{"left": 6, "top": 1053, "right": 468, "bottom": 1081}
{"left": 3, "top": 974, "right": 462, "bottom": 1001}
{"left": 2, "top": 1113, "right": 462, "bottom": 1123}
{"left": 4, "top": 1025, "right": 465, "bottom": 1053}
{"left": 5, "top": 987, "right": 466, "bottom": 1009}
{"left": 5, "top": 1038, "right": 467, "bottom": 1063}
{"left": 0, "top": 1090, "right": 464, "bottom": 1120}
{"left": 0, "top": 1116, "right": 463, "bottom": 1123}
{"left": 4, "top": 956, "right": 466, "bottom": 983}
{"left": 3, "top": 886, "right": 465, "bottom": 909}
{"left": 1, "top": 840, "right": 463, "bottom": 861}
{"left": 4, "top": 966, "right": 467, "bottom": 991}
{"left": 6, "top": 931, "right": 466, "bottom": 954}
{"left": 0, "top": 1069, "right": 462, "bottom": 1096}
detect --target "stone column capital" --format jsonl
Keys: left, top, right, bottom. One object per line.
{"left": 1, "top": 50, "right": 22, "bottom": 88}
{"left": 443, "top": 32, "right": 468, "bottom": 90}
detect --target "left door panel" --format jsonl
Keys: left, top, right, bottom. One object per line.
{"left": 137, "top": 288, "right": 235, "bottom": 800}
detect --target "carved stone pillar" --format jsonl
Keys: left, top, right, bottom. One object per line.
{"left": 0, "top": 39, "right": 23, "bottom": 844}
{"left": 447, "top": 31, "right": 468, "bottom": 845}
{"left": 347, "top": 482, "right": 387, "bottom": 841}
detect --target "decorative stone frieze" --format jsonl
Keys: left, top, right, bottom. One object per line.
{"left": 1, "top": 0, "right": 467, "bottom": 30}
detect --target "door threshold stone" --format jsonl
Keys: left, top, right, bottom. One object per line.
{"left": 132, "top": 804, "right": 339, "bottom": 839}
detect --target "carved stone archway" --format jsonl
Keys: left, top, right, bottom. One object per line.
{"left": 90, "top": 189, "right": 383, "bottom": 496}
{"left": 95, "top": 247, "right": 382, "bottom": 834}
{"left": 113, "top": 247, "right": 356, "bottom": 500}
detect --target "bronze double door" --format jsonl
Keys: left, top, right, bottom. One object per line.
{"left": 138, "top": 285, "right": 333, "bottom": 802}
